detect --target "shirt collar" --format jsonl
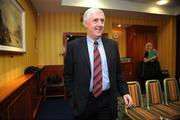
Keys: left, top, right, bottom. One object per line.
{"left": 86, "top": 35, "right": 102, "bottom": 45}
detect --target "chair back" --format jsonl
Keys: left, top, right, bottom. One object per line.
{"left": 146, "top": 79, "right": 164, "bottom": 109}
{"left": 164, "top": 78, "right": 180, "bottom": 104}
{"left": 127, "top": 81, "right": 144, "bottom": 107}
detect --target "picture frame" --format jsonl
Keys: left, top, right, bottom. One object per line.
{"left": 0, "top": 0, "right": 25, "bottom": 53}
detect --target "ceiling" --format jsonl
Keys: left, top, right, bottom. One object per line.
{"left": 30, "top": 0, "right": 180, "bottom": 16}
{"left": 126, "top": 0, "right": 180, "bottom": 7}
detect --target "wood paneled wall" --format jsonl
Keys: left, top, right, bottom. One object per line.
{"left": 37, "top": 12, "right": 176, "bottom": 77}
{"left": 37, "top": 13, "right": 85, "bottom": 65}
{"left": 0, "top": 0, "right": 37, "bottom": 86}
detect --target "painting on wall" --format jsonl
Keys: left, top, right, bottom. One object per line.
{"left": 0, "top": 0, "right": 25, "bottom": 53}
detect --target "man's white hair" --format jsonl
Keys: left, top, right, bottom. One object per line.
{"left": 82, "top": 8, "right": 105, "bottom": 26}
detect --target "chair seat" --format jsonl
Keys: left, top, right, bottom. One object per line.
{"left": 127, "top": 107, "right": 160, "bottom": 120}
{"left": 169, "top": 101, "right": 180, "bottom": 111}
{"left": 150, "top": 104, "right": 180, "bottom": 119}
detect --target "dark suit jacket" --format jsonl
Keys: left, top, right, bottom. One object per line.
{"left": 64, "top": 37, "right": 129, "bottom": 118}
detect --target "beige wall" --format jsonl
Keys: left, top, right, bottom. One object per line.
{"left": 0, "top": 0, "right": 38, "bottom": 86}
{"left": 37, "top": 12, "right": 176, "bottom": 77}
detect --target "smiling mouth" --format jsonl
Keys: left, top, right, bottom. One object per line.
{"left": 96, "top": 29, "right": 102, "bottom": 32}
{"left": 95, "top": 28, "right": 103, "bottom": 32}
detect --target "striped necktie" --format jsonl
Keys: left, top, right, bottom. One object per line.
{"left": 92, "top": 41, "right": 102, "bottom": 97}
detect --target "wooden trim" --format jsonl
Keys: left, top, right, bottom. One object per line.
{"left": 0, "top": 73, "right": 43, "bottom": 120}
{"left": 0, "top": 74, "right": 33, "bottom": 103}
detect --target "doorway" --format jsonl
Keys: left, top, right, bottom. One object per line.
{"left": 126, "top": 25, "right": 157, "bottom": 81}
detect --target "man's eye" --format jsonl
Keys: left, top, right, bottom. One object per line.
{"left": 101, "top": 19, "right": 104, "bottom": 22}
{"left": 94, "top": 19, "right": 98, "bottom": 22}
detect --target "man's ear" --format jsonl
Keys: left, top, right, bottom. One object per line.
{"left": 83, "top": 21, "right": 87, "bottom": 28}
{"left": 83, "top": 23, "right": 87, "bottom": 28}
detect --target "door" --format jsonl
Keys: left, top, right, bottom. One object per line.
{"left": 127, "top": 25, "right": 157, "bottom": 81}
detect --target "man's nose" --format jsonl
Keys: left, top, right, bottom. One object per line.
{"left": 97, "top": 20, "right": 103, "bottom": 26}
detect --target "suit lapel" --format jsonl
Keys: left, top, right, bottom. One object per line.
{"left": 80, "top": 37, "right": 91, "bottom": 70}
{"left": 102, "top": 38, "right": 112, "bottom": 71}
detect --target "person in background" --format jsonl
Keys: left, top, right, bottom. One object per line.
{"left": 64, "top": 7, "right": 133, "bottom": 120}
{"left": 144, "top": 42, "right": 158, "bottom": 63}
{"left": 142, "top": 42, "right": 163, "bottom": 91}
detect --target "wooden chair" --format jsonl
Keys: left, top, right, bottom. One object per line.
{"left": 125, "top": 81, "right": 161, "bottom": 120}
{"left": 146, "top": 79, "right": 180, "bottom": 120}
{"left": 164, "top": 78, "right": 180, "bottom": 109}
{"left": 41, "top": 65, "right": 66, "bottom": 100}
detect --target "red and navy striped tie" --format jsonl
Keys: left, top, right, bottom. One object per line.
{"left": 92, "top": 41, "right": 102, "bottom": 97}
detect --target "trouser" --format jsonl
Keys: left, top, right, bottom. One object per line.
{"left": 73, "top": 90, "right": 115, "bottom": 120}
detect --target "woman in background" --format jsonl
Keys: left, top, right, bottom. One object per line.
{"left": 144, "top": 42, "right": 158, "bottom": 63}
{"left": 142, "top": 42, "right": 163, "bottom": 91}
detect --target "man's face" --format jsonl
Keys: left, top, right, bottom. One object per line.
{"left": 84, "top": 11, "right": 105, "bottom": 40}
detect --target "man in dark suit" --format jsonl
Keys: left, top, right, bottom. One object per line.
{"left": 64, "top": 7, "right": 133, "bottom": 120}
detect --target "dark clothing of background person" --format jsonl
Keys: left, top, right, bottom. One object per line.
{"left": 137, "top": 51, "right": 163, "bottom": 93}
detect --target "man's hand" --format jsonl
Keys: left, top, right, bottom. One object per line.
{"left": 123, "top": 94, "right": 133, "bottom": 108}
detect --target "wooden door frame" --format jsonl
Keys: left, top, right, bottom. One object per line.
{"left": 62, "top": 32, "right": 108, "bottom": 61}
{"left": 126, "top": 25, "right": 158, "bottom": 81}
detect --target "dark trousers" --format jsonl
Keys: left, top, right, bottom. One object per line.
{"left": 73, "top": 90, "right": 115, "bottom": 120}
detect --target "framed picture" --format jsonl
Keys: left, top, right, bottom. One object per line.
{"left": 0, "top": 0, "right": 25, "bottom": 53}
